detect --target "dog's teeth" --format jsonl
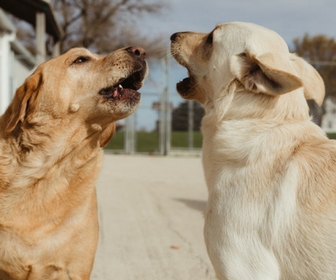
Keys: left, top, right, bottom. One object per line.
{"left": 119, "top": 84, "right": 123, "bottom": 89}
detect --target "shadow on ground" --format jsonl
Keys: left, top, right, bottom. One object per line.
{"left": 174, "top": 198, "right": 207, "bottom": 212}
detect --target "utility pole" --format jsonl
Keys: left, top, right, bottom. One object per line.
{"left": 165, "top": 52, "right": 171, "bottom": 156}
{"left": 159, "top": 51, "right": 171, "bottom": 156}
{"left": 124, "top": 113, "right": 136, "bottom": 154}
{"left": 159, "top": 60, "right": 165, "bottom": 155}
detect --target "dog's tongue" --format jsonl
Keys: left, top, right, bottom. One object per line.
{"left": 112, "top": 88, "right": 119, "bottom": 98}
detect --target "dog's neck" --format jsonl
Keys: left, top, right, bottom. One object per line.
{"left": 203, "top": 79, "right": 310, "bottom": 123}
{"left": 0, "top": 117, "right": 103, "bottom": 229}
{"left": 203, "top": 79, "right": 240, "bottom": 120}
{"left": 201, "top": 106, "right": 325, "bottom": 192}
{"left": 18, "top": 120, "right": 102, "bottom": 174}
{"left": 201, "top": 80, "right": 317, "bottom": 167}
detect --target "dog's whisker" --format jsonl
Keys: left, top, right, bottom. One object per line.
{"left": 159, "top": 50, "right": 174, "bottom": 62}
{"left": 147, "top": 46, "right": 172, "bottom": 61}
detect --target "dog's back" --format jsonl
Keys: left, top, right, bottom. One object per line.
{"left": 282, "top": 132, "right": 336, "bottom": 278}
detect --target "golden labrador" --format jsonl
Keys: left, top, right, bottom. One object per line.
{"left": 0, "top": 46, "right": 147, "bottom": 279}
{"left": 171, "top": 22, "right": 336, "bottom": 279}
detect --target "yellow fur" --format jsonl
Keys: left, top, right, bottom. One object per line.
{"left": 0, "top": 47, "right": 147, "bottom": 279}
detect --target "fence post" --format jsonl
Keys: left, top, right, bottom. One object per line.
{"left": 188, "top": 100, "right": 194, "bottom": 150}
{"left": 165, "top": 51, "right": 171, "bottom": 156}
{"left": 124, "top": 113, "right": 136, "bottom": 154}
{"left": 159, "top": 51, "right": 171, "bottom": 156}
{"left": 36, "top": 12, "right": 46, "bottom": 64}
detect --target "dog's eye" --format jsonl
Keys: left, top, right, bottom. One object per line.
{"left": 72, "top": 56, "right": 90, "bottom": 64}
{"left": 206, "top": 32, "right": 213, "bottom": 44}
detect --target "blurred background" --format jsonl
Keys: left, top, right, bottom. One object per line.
{"left": 1, "top": 0, "right": 336, "bottom": 156}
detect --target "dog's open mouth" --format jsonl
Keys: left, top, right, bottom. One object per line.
{"left": 177, "top": 77, "right": 190, "bottom": 94}
{"left": 176, "top": 76, "right": 194, "bottom": 96}
{"left": 99, "top": 68, "right": 145, "bottom": 101}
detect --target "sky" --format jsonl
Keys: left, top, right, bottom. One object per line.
{"left": 132, "top": 0, "right": 336, "bottom": 131}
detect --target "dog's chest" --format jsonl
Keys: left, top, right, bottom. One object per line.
{"left": 201, "top": 124, "right": 299, "bottom": 237}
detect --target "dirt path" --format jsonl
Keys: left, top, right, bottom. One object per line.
{"left": 91, "top": 154, "right": 217, "bottom": 280}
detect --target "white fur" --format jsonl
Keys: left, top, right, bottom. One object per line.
{"left": 171, "top": 22, "right": 336, "bottom": 279}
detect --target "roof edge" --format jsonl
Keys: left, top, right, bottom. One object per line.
{"left": 11, "top": 39, "right": 36, "bottom": 69}
{"left": 0, "top": 8, "right": 16, "bottom": 33}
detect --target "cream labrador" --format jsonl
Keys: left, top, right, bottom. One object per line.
{"left": 0, "top": 46, "right": 147, "bottom": 279}
{"left": 171, "top": 22, "right": 336, "bottom": 280}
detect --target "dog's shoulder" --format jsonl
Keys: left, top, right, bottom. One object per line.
{"left": 293, "top": 133, "right": 336, "bottom": 208}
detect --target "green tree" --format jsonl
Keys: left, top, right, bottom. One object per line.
{"left": 292, "top": 34, "right": 336, "bottom": 124}
{"left": 53, "top": 0, "right": 167, "bottom": 56}
{"left": 293, "top": 34, "right": 336, "bottom": 98}
{"left": 10, "top": 0, "right": 168, "bottom": 59}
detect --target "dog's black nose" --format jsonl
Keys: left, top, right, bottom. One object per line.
{"left": 126, "top": 46, "right": 146, "bottom": 59}
{"left": 170, "top": 33, "right": 178, "bottom": 42}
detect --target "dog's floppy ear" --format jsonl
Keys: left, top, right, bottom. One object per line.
{"left": 99, "top": 122, "right": 116, "bottom": 147}
{"left": 5, "top": 71, "right": 42, "bottom": 134}
{"left": 230, "top": 51, "right": 302, "bottom": 96}
{"left": 290, "top": 54, "right": 325, "bottom": 106}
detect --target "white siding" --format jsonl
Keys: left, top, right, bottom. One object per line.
{"left": 12, "top": 56, "right": 34, "bottom": 97}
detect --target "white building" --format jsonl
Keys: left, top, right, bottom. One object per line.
{"left": 0, "top": 9, "right": 36, "bottom": 114}
{"left": 321, "top": 97, "right": 336, "bottom": 133}
{"left": 0, "top": 0, "right": 63, "bottom": 115}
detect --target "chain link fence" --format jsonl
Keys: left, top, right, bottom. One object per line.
{"left": 104, "top": 56, "right": 203, "bottom": 156}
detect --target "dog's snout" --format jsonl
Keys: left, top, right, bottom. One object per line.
{"left": 170, "top": 33, "right": 179, "bottom": 42}
{"left": 170, "top": 32, "right": 195, "bottom": 42}
{"left": 126, "top": 46, "right": 146, "bottom": 59}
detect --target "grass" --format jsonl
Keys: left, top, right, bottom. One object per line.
{"left": 105, "top": 132, "right": 124, "bottom": 150}
{"left": 327, "top": 133, "right": 336, "bottom": 139}
{"left": 104, "top": 131, "right": 203, "bottom": 152}
{"left": 104, "top": 132, "right": 336, "bottom": 152}
{"left": 137, "top": 132, "right": 160, "bottom": 152}
{"left": 170, "top": 131, "right": 203, "bottom": 148}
